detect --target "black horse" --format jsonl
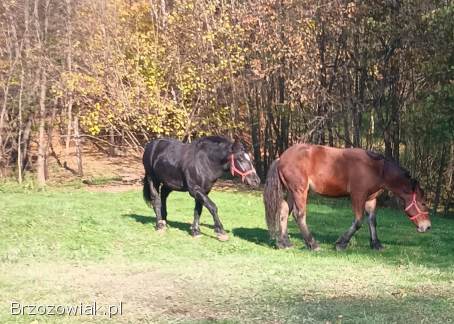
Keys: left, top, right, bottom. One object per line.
{"left": 143, "top": 136, "right": 260, "bottom": 240}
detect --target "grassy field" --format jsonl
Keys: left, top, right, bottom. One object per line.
{"left": 0, "top": 183, "right": 453, "bottom": 323}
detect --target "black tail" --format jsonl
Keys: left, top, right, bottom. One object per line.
{"left": 142, "top": 140, "right": 158, "bottom": 207}
{"left": 263, "top": 159, "right": 285, "bottom": 240}
{"left": 143, "top": 175, "right": 152, "bottom": 206}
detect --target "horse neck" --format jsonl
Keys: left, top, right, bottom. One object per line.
{"left": 197, "top": 143, "right": 230, "bottom": 172}
{"left": 382, "top": 161, "right": 411, "bottom": 198}
{"left": 210, "top": 149, "right": 230, "bottom": 171}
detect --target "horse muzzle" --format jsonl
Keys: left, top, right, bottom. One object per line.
{"left": 244, "top": 173, "right": 261, "bottom": 188}
{"left": 416, "top": 220, "right": 431, "bottom": 233}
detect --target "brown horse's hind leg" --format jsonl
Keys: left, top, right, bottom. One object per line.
{"left": 366, "top": 198, "right": 384, "bottom": 250}
{"left": 276, "top": 198, "right": 293, "bottom": 249}
{"left": 335, "top": 193, "right": 365, "bottom": 251}
{"left": 292, "top": 189, "right": 320, "bottom": 251}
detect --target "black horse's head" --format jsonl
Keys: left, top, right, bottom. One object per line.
{"left": 230, "top": 138, "right": 260, "bottom": 187}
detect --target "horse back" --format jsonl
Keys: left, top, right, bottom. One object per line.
{"left": 143, "top": 139, "right": 188, "bottom": 190}
{"left": 279, "top": 144, "right": 383, "bottom": 197}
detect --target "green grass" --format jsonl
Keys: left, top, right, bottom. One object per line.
{"left": 0, "top": 185, "right": 453, "bottom": 323}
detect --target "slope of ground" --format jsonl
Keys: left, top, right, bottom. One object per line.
{"left": 0, "top": 187, "right": 453, "bottom": 323}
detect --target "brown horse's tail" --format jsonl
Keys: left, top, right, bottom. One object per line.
{"left": 263, "top": 159, "right": 285, "bottom": 240}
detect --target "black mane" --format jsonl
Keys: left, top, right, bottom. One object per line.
{"left": 366, "top": 150, "right": 412, "bottom": 180}
{"left": 193, "top": 135, "right": 230, "bottom": 146}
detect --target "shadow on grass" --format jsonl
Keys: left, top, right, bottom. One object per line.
{"left": 232, "top": 227, "right": 271, "bottom": 247}
{"left": 232, "top": 216, "right": 453, "bottom": 271}
{"left": 125, "top": 213, "right": 453, "bottom": 271}
{"left": 237, "top": 293, "right": 454, "bottom": 323}
{"left": 123, "top": 213, "right": 216, "bottom": 235}
{"left": 232, "top": 226, "right": 342, "bottom": 249}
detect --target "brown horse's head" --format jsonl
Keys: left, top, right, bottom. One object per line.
{"left": 383, "top": 160, "right": 431, "bottom": 232}
{"left": 403, "top": 180, "right": 431, "bottom": 233}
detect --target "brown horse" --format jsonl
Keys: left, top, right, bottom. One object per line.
{"left": 263, "top": 144, "right": 431, "bottom": 251}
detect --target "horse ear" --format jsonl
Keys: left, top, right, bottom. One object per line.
{"left": 231, "top": 136, "right": 241, "bottom": 152}
{"left": 410, "top": 178, "right": 417, "bottom": 192}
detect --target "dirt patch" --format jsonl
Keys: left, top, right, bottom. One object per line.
{"left": 84, "top": 179, "right": 262, "bottom": 194}
{"left": 45, "top": 136, "right": 261, "bottom": 194}
{"left": 0, "top": 261, "right": 232, "bottom": 322}
{"left": 85, "top": 183, "right": 142, "bottom": 192}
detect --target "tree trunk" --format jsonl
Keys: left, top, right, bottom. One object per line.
{"left": 433, "top": 145, "right": 447, "bottom": 214}
{"left": 343, "top": 114, "right": 351, "bottom": 147}
{"left": 444, "top": 144, "right": 454, "bottom": 217}
{"left": 352, "top": 105, "right": 361, "bottom": 148}
{"left": 109, "top": 127, "right": 116, "bottom": 156}
{"left": 65, "top": 0, "right": 73, "bottom": 154}
{"left": 250, "top": 85, "right": 262, "bottom": 178}
{"left": 36, "top": 69, "right": 48, "bottom": 186}
{"left": 35, "top": 0, "right": 51, "bottom": 186}
{"left": 17, "top": 68, "right": 25, "bottom": 183}
{"left": 74, "top": 116, "right": 83, "bottom": 176}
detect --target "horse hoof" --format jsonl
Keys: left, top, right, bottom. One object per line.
{"left": 311, "top": 244, "right": 321, "bottom": 252}
{"left": 277, "top": 242, "right": 293, "bottom": 249}
{"left": 156, "top": 220, "right": 167, "bottom": 232}
{"left": 216, "top": 233, "right": 229, "bottom": 241}
{"left": 191, "top": 232, "right": 202, "bottom": 238}
{"left": 335, "top": 243, "right": 348, "bottom": 251}
{"left": 371, "top": 241, "right": 384, "bottom": 251}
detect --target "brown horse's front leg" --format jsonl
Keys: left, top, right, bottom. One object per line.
{"left": 335, "top": 219, "right": 362, "bottom": 251}
{"left": 335, "top": 194, "right": 365, "bottom": 251}
{"left": 365, "top": 199, "right": 384, "bottom": 250}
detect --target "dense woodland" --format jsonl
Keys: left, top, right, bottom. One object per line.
{"left": 0, "top": 0, "right": 453, "bottom": 213}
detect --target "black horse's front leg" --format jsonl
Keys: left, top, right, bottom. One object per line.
{"left": 160, "top": 186, "right": 171, "bottom": 222}
{"left": 191, "top": 200, "right": 203, "bottom": 237}
{"left": 189, "top": 187, "right": 228, "bottom": 241}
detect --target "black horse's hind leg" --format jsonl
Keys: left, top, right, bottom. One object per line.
{"left": 147, "top": 177, "right": 165, "bottom": 231}
{"left": 160, "top": 186, "right": 171, "bottom": 222}
{"left": 191, "top": 200, "right": 203, "bottom": 237}
{"left": 189, "top": 186, "right": 228, "bottom": 241}
{"left": 366, "top": 199, "right": 384, "bottom": 250}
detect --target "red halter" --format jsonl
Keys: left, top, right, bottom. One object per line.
{"left": 230, "top": 154, "right": 254, "bottom": 182}
{"left": 405, "top": 192, "right": 429, "bottom": 222}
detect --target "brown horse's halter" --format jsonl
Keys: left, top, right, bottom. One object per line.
{"left": 405, "top": 192, "right": 429, "bottom": 223}
{"left": 230, "top": 154, "right": 254, "bottom": 182}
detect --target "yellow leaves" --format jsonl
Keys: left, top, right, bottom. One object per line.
{"left": 81, "top": 105, "right": 102, "bottom": 135}
{"left": 306, "top": 19, "right": 316, "bottom": 31}
{"left": 59, "top": 72, "right": 104, "bottom": 98}
{"left": 61, "top": 0, "right": 249, "bottom": 139}
{"left": 203, "top": 31, "right": 215, "bottom": 42}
